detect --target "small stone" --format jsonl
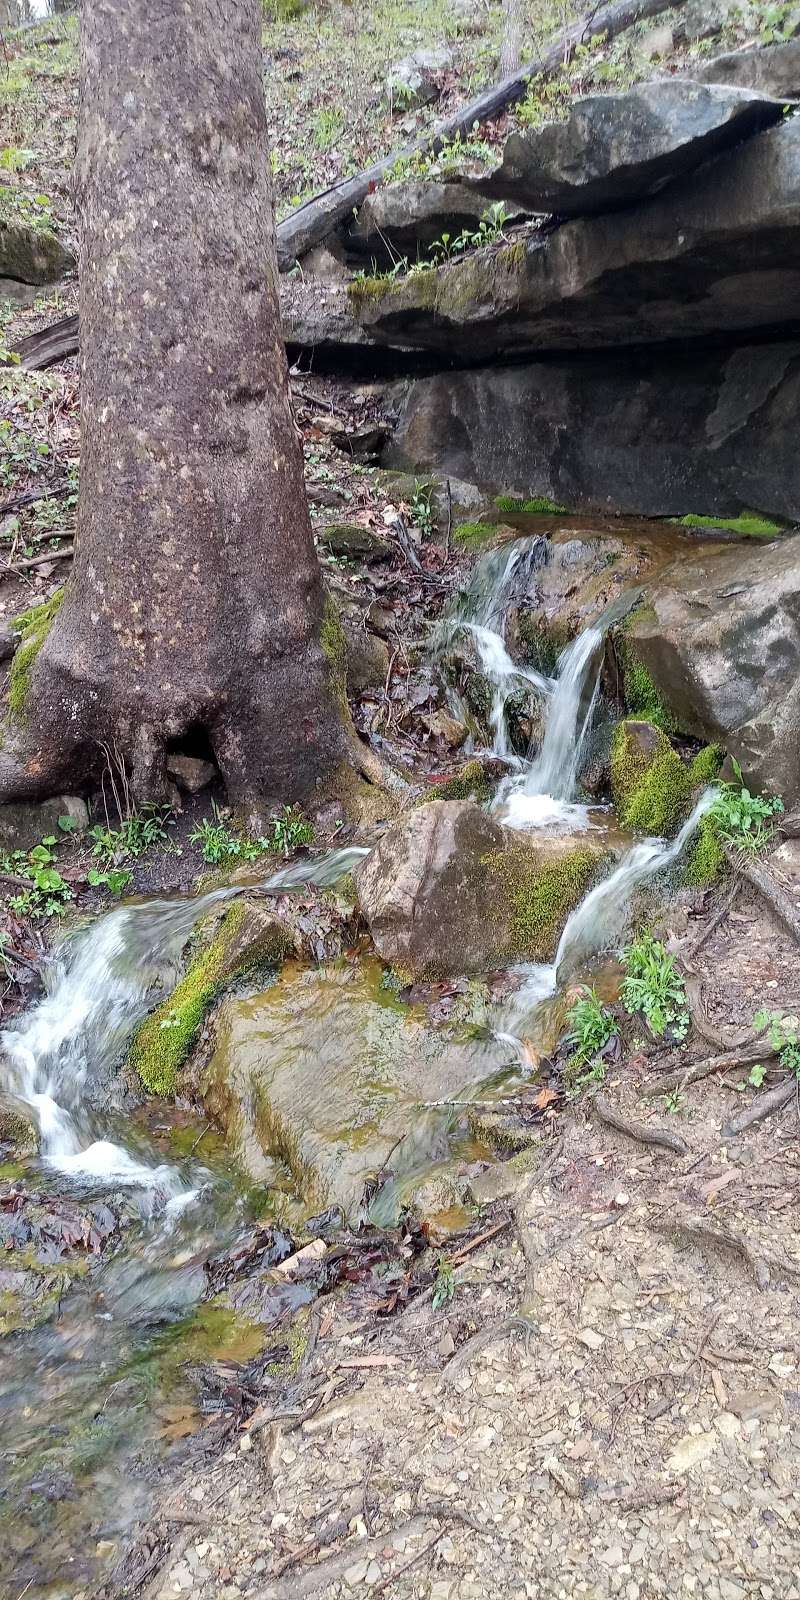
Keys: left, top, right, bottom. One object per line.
{"left": 600, "top": 1546, "right": 625, "bottom": 1567}
{"left": 239, "top": 1433, "right": 252, "bottom": 1453}
{"left": 577, "top": 1328, "right": 604, "bottom": 1351}
{"left": 344, "top": 1558, "right": 370, "bottom": 1587}
{"left": 666, "top": 1431, "right": 718, "bottom": 1474}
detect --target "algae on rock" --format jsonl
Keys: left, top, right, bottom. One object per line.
{"left": 610, "top": 719, "right": 690, "bottom": 836}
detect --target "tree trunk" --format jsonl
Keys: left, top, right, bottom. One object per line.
{"left": 499, "top": 0, "right": 525, "bottom": 77}
{"left": 0, "top": 0, "right": 356, "bottom": 826}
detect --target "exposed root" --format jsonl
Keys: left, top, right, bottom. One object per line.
{"left": 648, "top": 1210, "right": 773, "bottom": 1290}
{"left": 680, "top": 965, "right": 753, "bottom": 1052}
{"left": 721, "top": 1075, "right": 797, "bottom": 1139}
{"left": 593, "top": 1093, "right": 689, "bottom": 1156}
{"left": 726, "top": 847, "right": 800, "bottom": 946}
{"left": 683, "top": 875, "right": 741, "bottom": 958}
{"left": 645, "top": 1038, "right": 774, "bottom": 1098}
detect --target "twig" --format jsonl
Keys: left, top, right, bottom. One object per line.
{"left": 593, "top": 1092, "right": 689, "bottom": 1156}
{"left": 721, "top": 1076, "right": 796, "bottom": 1139}
{"left": 366, "top": 1532, "right": 444, "bottom": 1597}
{"left": 0, "top": 483, "right": 71, "bottom": 519}
{"left": 1, "top": 544, "right": 73, "bottom": 575}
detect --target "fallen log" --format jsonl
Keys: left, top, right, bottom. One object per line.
{"left": 11, "top": 314, "right": 78, "bottom": 372}
{"left": 274, "top": 0, "right": 691, "bottom": 268}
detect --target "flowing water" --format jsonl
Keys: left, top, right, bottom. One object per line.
{"left": 0, "top": 524, "right": 718, "bottom": 1594}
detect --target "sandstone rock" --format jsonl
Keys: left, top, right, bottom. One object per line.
{"left": 696, "top": 39, "right": 800, "bottom": 99}
{"left": 0, "top": 218, "right": 75, "bottom": 286}
{"left": 385, "top": 46, "right": 453, "bottom": 108}
{"left": 336, "top": 118, "right": 800, "bottom": 358}
{"left": 319, "top": 522, "right": 392, "bottom": 562}
{"left": 166, "top": 754, "right": 217, "bottom": 794}
{"left": 353, "top": 799, "right": 606, "bottom": 977}
{"left": 384, "top": 339, "right": 800, "bottom": 522}
{"left": 480, "top": 80, "right": 784, "bottom": 217}
{"left": 629, "top": 535, "right": 800, "bottom": 802}
{"left": 420, "top": 708, "right": 469, "bottom": 748}
{"left": 347, "top": 180, "right": 523, "bottom": 264}
{"left": 0, "top": 795, "right": 88, "bottom": 851}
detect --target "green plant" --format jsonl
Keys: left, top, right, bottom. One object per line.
{"left": 673, "top": 512, "right": 785, "bottom": 538}
{"left": 747, "top": 1063, "right": 767, "bottom": 1088}
{"left": 0, "top": 147, "right": 36, "bottom": 173}
{"left": 410, "top": 479, "right": 435, "bottom": 539}
{"left": 518, "top": 68, "right": 573, "bottom": 128}
{"left": 431, "top": 1256, "right": 455, "bottom": 1310}
{"left": 707, "top": 760, "right": 783, "bottom": 854}
{"left": 620, "top": 932, "right": 689, "bottom": 1041}
{"left": 494, "top": 494, "right": 567, "bottom": 515}
{"left": 753, "top": 1010, "right": 800, "bottom": 1077}
{"left": 89, "top": 806, "right": 171, "bottom": 865}
{"left": 190, "top": 804, "right": 312, "bottom": 865}
{"left": 565, "top": 985, "right": 618, "bottom": 1077}
{"left": 314, "top": 107, "right": 344, "bottom": 151}
{"left": 662, "top": 1090, "right": 685, "bottom": 1114}
{"left": 429, "top": 201, "right": 510, "bottom": 264}
{"left": 755, "top": 1, "right": 799, "bottom": 43}
{"left": 1, "top": 833, "right": 73, "bottom": 920}
{"left": 263, "top": 805, "right": 314, "bottom": 857}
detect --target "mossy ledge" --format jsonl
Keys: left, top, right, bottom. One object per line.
{"left": 683, "top": 814, "right": 725, "bottom": 886}
{"left": 417, "top": 759, "right": 495, "bottom": 807}
{"left": 8, "top": 588, "right": 64, "bottom": 720}
{"left": 484, "top": 841, "right": 606, "bottom": 962}
{"left": 616, "top": 608, "right": 675, "bottom": 733}
{"left": 128, "top": 901, "right": 292, "bottom": 1097}
{"left": 611, "top": 720, "right": 690, "bottom": 837}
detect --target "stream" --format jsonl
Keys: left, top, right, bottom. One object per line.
{"left": 0, "top": 532, "right": 714, "bottom": 1598}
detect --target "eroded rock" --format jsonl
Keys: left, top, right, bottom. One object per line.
{"left": 0, "top": 218, "right": 75, "bottom": 286}
{"left": 696, "top": 39, "right": 800, "bottom": 99}
{"left": 480, "top": 80, "right": 784, "bottom": 217}
{"left": 0, "top": 795, "right": 88, "bottom": 851}
{"left": 346, "top": 180, "right": 523, "bottom": 264}
{"left": 385, "top": 46, "right": 453, "bottom": 108}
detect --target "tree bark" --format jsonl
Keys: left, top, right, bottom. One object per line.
{"left": 499, "top": 0, "right": 525, "bottom": 77}
{"left": 0, "top": 0, "right": 356, "bottom": 825}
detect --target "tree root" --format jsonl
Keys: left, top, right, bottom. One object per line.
{"left": 721, "top": 1076, "right": 797, "bottom": 1139}
{"left": 593, "top": 1093, "right": 689, "bottom": 1156}
{"left": 725, "top": 846, "right": 800, "bottom": 945}
{"left": 645, "top": 1038, "right": 774, "bottom": 1098}
{"left": 648, "top": 1211, "right": 771, "bottom": 1289}
{"left": 680, "top": 966, "right": 752, "bottom": 1053}
{"left": 683, "top": 875, "right": 741, "bottom": 959}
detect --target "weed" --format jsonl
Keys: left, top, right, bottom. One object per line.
{"left": 313, "top": 107, "right": 344, "bottom": 151}
{"left": 2, "top": 832, "right": 73, "bottom": 920}
{"left": 190, "top": 804, "right": 312, "bottom": 865}
{"left": 620, "top": 932, "right": 689, "bottom": 1041}
{"left": 565, "top": 985, "right": 618, "bottom": 1078}
{"left": 410, "top": 479, "right": 435, "bottom": 539}
{"left": 707, "top": 760, "right": 783, "bottom": 854}
{"left": 89, "top": 806, "right": 171, "bottom": 866}
{"left": 753, "top": 1010, "right": 800, "bottom": 1077}
{"left": 662, "top": 1090, "right": 685, "bottom": 1114}
{"left": 432, "top": 1255, "right": 455, "bottom": 1310}
{"left": 747, "top": 1063, "right": 767, "bottom": 1088}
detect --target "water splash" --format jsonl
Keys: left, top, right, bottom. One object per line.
{"left": 521, "top": 627, "right": 603, "bottom": 801}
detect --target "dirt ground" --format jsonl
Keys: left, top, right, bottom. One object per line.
{"left": 91, "top": 868, "right": 800, "bottom": 1600}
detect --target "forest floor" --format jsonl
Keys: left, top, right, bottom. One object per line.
{"left": 99, "top": 867, "right": 800, "bottom": 1600}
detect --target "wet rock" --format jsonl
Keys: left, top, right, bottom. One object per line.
{"left": 0, "top": 795, "right": 88, "bottom": 851}
{"left": 695, "top": 39, "right": 800, "bottom": 99}
{"left": 336, "top": 119, "right": 800, "bottom": 359}
{"left": 610, "top": 719, "right": 691, "bottom": 836}
{"left": 166, "top": 754, "right": 217, "bottom": 794}
{"left": 419, "top": 708, "right": 469, "bottom": 749}
{"left": 385, "top": 46, "right": 453, "bottom": 108}
{"left": 346, "top": 180, "right": 523, "bottom": 264}
{"left": 202, "top": 958, "right": 508, "bottom": 1216}
{"left": 480, "top": 80, "right": 784, "bottom": 216}
{"left": 0, "top": 218, "right": 75, "bottom": 285}
{"left": 326, "top": 579, "right": 391, "bottom": 696}
{"left": 319, "top": 522, "right": 392, "bottom": 562}
{"left": 354, "top": 799, "right": 607, "bottom": 977}
{"left": 629, "top": 535, "right": 800, "bottom": 802}
{"left": 385, "top": 339, "right": 800, "bottom": 521}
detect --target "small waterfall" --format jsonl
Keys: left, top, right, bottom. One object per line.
{"left": 500, "top": 791, "right": 715, "bottom": 1036}
{"left": 462, "top": 623, "right": 552, "bottom": 761}
{"left": 522, "top": 628, "right": 603, "bottom": 800}
{"left": 1, "top": 848, "right": 363, "bottom": 1198}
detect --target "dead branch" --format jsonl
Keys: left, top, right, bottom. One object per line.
{"left": 644, "top": 1037, "right": 773, "bottom": 1097}
{"left": 721, "top": 1076, "right": 796, "bottom": 1139}
{"left": 0, "top": 482, "right": 72, "bottom": 518}
{"left": 593, "top": 1092, "right": 689, "bottom": 1155}
{"left": 1, "top": 545, "right": 74, "bottom": 576}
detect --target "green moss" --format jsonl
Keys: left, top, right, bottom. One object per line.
{"left": 673, "top": 513, "right": 786, "bottom": 538}
{"left": 453, "top": 520, "right": 496, "bottom": 546}
{"left": 129, "top": 902, "right": 290, "bottom": 1097}
{"left": 615, "top": 614, "right": 675, "bottom": 733}
{"left": 347, "top": 276, "right": 392, "bottom": 303}
{"left": 683, "top": 815, "right": 725, "bottom": 887}
{"left": 515, "top": 610, "right": 572, "bottom": 675}
{"left": 688, "top": 744, "right": 724, "bottom": 785}
{"left": 494, "top": 495, "right": 568, "bottom": 515}
{"left": 611, "top": 721, "right": 690, "bottom": 837}
{"left": 320, "top": 592, "right": 348, "bottom": 712}
{"left": 486, "top": 843, "right": 604, "bottom": 961}
{"left": 417, "top": 759, "right": 494, "bottom": 807}
{"left": 7, "top": 588, "right": 64, "bottom": 719}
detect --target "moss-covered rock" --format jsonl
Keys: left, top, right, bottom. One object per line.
{"left": 417, "top": 758, "right": 496, "bottom": 807}
{"left": 483, "top": 837, "right": 606, "bottom": 962}
{"left": 319, "top": 523, "right": 391, "bottom": 562}
{"left": 7, "top": 588, "right": 64, "bottom": 720}
{"left": 128, "top": 900, "right": 292, "bottom": 1096}
{"left": 683, "top": 814, "right": 725, "bottom": 885}
{"left": 611, "top": 719, "right": 691, "bottom": 836}
{"left": 0, "top": 216, "right": 75, "bottom": 285}
{"left": 320, "top": 591, "right": 349, "bottom": 714}
{"left": 616, "top": 609, "right": 676, "bottom": 732}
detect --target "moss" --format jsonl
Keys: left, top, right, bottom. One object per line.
{"left": 494, "top": 494, "right": 568, "bottom": 515}
{"left": 611, "top": 721, "right": 690, "bottom": 837}
{"left": 417, "top": 759, "right": 494, "bottom": 807}
{"left": 683, "top": 815, "right": 725, "bottom": 886}
{"left": 515, "top": 610, "right": 572, "bottom": 675}
{"left": 7, "top": 587, "right": 64, "bottom": 719}
{"left": 453, "top": 520, "right": 496, "bottom": 546}
{"left": 485, "top": 842, "right": 604, "bottom": 961}
{"left": 688, "top": 743, "right": 724, "bottom": 785}
{"left": 129, "top": 902, "right": 291, "bottom": 1097}
{"left": 673, "top": 512, "right": 786, "bottom": 538}
{"left": 320, "top": 592, "right": 348, "bottom": 713}
{"left": 615, "top": 614, "right": 675, "bottom": 733}
{"left": 347, "top": 276, "right": 392, "bottom": 303}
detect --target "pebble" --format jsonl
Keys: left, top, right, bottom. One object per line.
{"left": 343, "top": 1558, "right": 370, "bottom": 1586}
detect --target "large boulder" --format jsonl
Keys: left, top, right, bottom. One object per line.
{"left": 696, "top": 40, "right": 800, "bottom": 100}
{"left": 353, "top": 799, "right": 606, "bottom": 977}
{"left": 479, "top": 80, "right": 784, "bottom": 217}
{"left": 0, "top": 218, "right": 75, "bottom": 286}
{"left": 346, "top": 180, "right": 525, "bottom": 264}
{"left": 628, "top": 535, "right": 800, "bottom": 803}
{"left": 384, "top": 339, "right": 800, "bottom": 522}
{"left": 332, "top": 118, "right": 800, "bottom": 359}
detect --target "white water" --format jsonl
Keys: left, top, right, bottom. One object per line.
{"left": 501, "top": 791, "right": 715, "bottom": 1040}
{"left": 0, "top": 848, "right": 364, "bottom": 1201}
